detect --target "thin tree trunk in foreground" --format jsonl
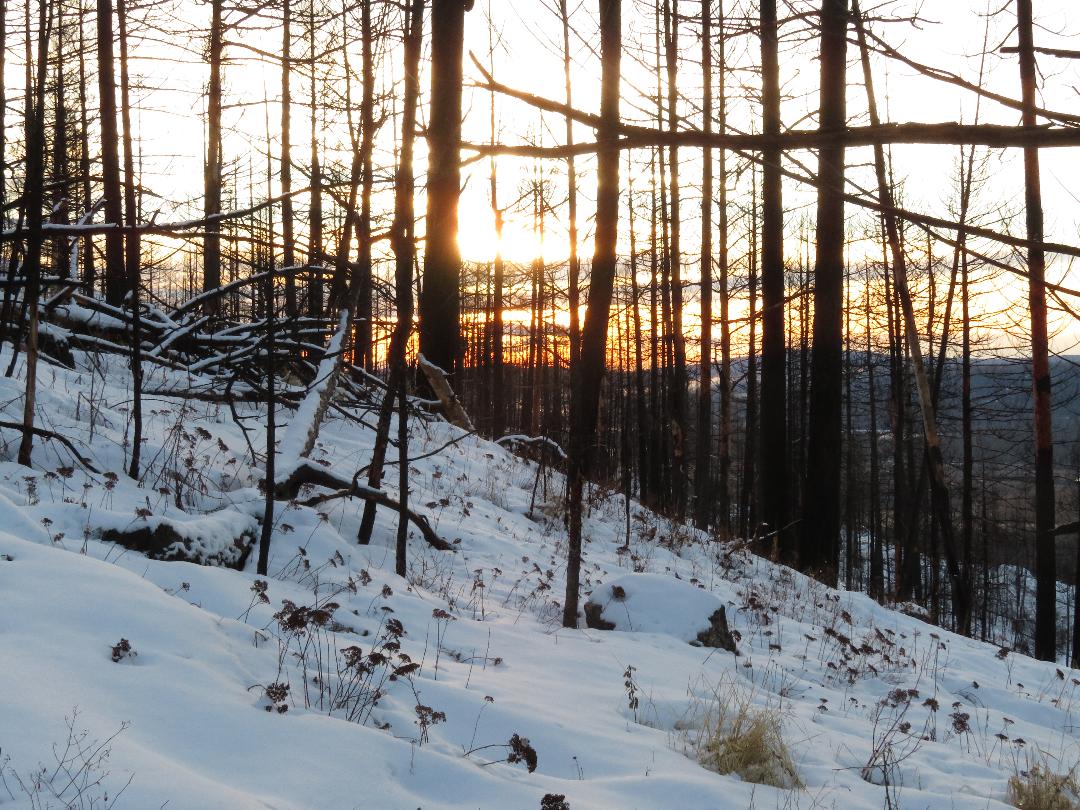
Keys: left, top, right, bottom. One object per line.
{"left": 17, "top": 0, "right": 49, "bottom": 467}
{"left": 853, "top": 0, "right": 970, "bottom": 633}
{"left": 800, "top": 0, "right": 847, "bottom": 581}
{"left": 564, "top": 0, "right": 620, "bottom": 628}
{"left": 1016, "top": 0, "right": 1056, "bottom": 661}
{"left": 760, "top": 0, "right": 789, "bottom": 556}
{"left": 358, "top": 0, "right": 423, "bottom": 547}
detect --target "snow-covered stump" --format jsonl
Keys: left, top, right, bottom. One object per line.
{"left": 583, "top": 573, "right": 738, "bottom": 654}
{"left": 99, "top": 512, "right": 257, "bottom": 569}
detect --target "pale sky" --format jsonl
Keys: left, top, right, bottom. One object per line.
{"left": 6, "top": 0, "right": 1080, "bottom": 352}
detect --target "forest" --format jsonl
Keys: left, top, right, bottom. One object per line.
{"left": 3, "top": 0, "right": 1080, "bottom": 681}
{"left": 2, "top": 0, "right": 1080, "bottom": 660}
{"left": 7, "top": 1, "right": 1080, "bottom": 806}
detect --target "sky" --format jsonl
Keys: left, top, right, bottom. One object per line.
{"left": 5, "top": 0, "right": 1080, "bottom": 353}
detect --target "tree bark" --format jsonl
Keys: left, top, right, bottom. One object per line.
{"left": 280, "top": 0, "right": 296, "bottom": 322}
{"left": 759, "top": 0, "right": 790, "bottom": 557}
{"left": 203, "top": 0, "right": 223, "bottom": 310}
{"left": 17, "top": 0, "right": 49, "bottom": 466}
{"left": 117, "top": 0, "right": 142, "bottom": 479}
{"left": 419, "top": 0, "right": 473, "bottom": 377}
{"left": 1016, "top": 0, "right": 1056, "bottom": 661}
{"left": 800, "top": 0, "right": 847, "bottom": 582}
{"left": 693, "top": 0, "right": 712, "bottom": 530}
{"left": 564, "top": 0, "right": 620, "bottom": 628}
{"left": 97, "top": 0, "right": 125, "bottom": 305}
{"left": 358, "top": 0, "right": 423, "bottom": 547}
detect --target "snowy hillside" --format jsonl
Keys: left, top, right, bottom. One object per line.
{"left": 1, "top": 348, "right": 1078, "bottom": 810}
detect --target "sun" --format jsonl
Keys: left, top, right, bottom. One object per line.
{"left": 455, "top": 199, "right": 555, "bottom": 266}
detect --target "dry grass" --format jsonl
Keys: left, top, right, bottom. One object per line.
{"left": 1008, "top": 756, "right": 1080, "bottom": 810}
{"left": 684, "top": 678, "right": 802, "bottom": 790}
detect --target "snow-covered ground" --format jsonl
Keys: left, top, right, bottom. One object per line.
{"left": 1, "top": 347, "right": 1078, "bottom": 809}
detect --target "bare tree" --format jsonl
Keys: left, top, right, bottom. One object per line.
{"left": 564, "top": 0, "right": 621, "bottom": 628}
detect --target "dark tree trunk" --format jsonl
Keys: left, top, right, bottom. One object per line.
{"left": 97, "top": 0, "right": 125, "bottom": 305}
{"left": 564, "top": 0, "right": 620, "bottom": 628}
{"left": 307, "top": 1, "right": 323, "bottom": 319}
{"left": 741, "top": 169, "right": 759, "bottom": 539}
{"left": 77, "top": 7, "right": 95, "bottom": 291}
{"left": 117, "top": 0, "right": 142, "bottom": 479}
{"left": 716, "top": 2, "right": 731, "bottom": 539}
{"left": 419, "top": 0, "right": 472, "bottom": 377}
{"left": 17, "top": 0, "right": 49, "bottom": 466}
{"left": 1016, "top": 0, "right": 1056, "bottom": 661}
{"left": 280, "top": 0, "right": 296, "bottom": 322}
{"left": 203, "top": 0, "right": 223, "bottom": 309}
{"left": 355, "top": 0, "right": 375, "bottom": 367}
{"left": 258, "top": 268, "right": 276, "bottom": 576}
{"left": 800, "top": 0, "right": 848, "bottom": 582}
{"left": 560, "top": 0, "right": 581, "bottom": 365}
{"left": 663, "top": 0, "right": 688, "bottom": 519}
{"left": 759, "top": 0, "right": 790, "bottom": 557}
{"left": 358, "top": 0, "right": 423, "bottom": 547}
{"left": 694, "top": 0, "right": 712, "bottom": 530}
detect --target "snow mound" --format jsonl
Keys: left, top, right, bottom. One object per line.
{"left": 584, "top": 573, "right": 733, "bottom": 644}
{"left": 98, "top": 509, "right": 258, "bottom": 568}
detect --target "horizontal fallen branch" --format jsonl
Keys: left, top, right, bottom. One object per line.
{"left": 0, "top": 420, "right": 100, "bottom": 473}
{"left": 275, "top": 460, "right": 453, "bottom": 552}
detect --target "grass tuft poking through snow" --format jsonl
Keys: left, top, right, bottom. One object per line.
{"left": 682, "top": 676, "right": 802, "bottom": 790}
{"left": 1007, "top": 755, "right": 1080, "bottom": 810}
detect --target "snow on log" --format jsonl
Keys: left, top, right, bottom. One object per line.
{"left": 418, "top": 354, "right": 474, "bottom": 431}
{"left": 274, "top": 309, "right": 350, "bottom": 488}
{"left": 99, "top": 511, "right": 258, "bottom": 569}
{"left": 274, "top": 460, "right": 453, "bottom": 552}
{"left": 583, "top": 573, "right": 738, "bottom": 653}
{"left": 496, "top": 434, "right": 567, "bottom": 460}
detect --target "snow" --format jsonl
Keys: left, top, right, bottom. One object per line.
{"left": 274, "top": 308, "right": 350, "bottom": 484}
{"left": 0, "top": 343, "right": 1078, "bottom": 809}
{"left": 585, "top": 572, "right": 728, "bottom": 642}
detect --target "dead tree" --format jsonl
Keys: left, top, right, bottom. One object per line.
{"left": 419, "top": 0, "right": 474, "bottom": 377}
{"left": 564, "top": 0, "right": 620, "bottom": 628}
{"left": 96, "top": 0, "right": 125, "bottom": 305}
{"left": 203, "top": 0, "right": 223, "bottom": 309}
{"left": 1015, "top": 0, "right": 1056, "bottom": 661}
{"left": 759, "top": 0, "right": 790, "bottom": 557}
{"left": 800, "top": 0, "right": 848, "bottom": 581}
{"left": 693, "top": 0, "right": 712, "bottom": 530}
{"left": 117, "top": 0, "right": 142, "bottom": 478}
{"left": 17, "top": 0, "right": 50, "bottom": 466}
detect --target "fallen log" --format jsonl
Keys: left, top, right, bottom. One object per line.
{"left": 418, "top": 354, "right": 474, "bottom": 431}
{"left": 274, "top": 460, "right": 454, "bottom": 552}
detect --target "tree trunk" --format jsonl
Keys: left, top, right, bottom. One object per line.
{"left": 203, "top": 0, "right": 223, "bottom": 310}
{"left": 358, "top": 0, "right": 424, "bottom": 547}
{"left": 663, "top": 0, "right": 687, "bottom": 519}
{"left": 564, "top": 0, "right": 620, "bottom": 628}
{"left": 759, "top": 0, "right": 790, "bottom": 556}
{"left": 280, "top": 0, "right": 296, "bottom": 322}
{"left": 693, "top": 0, "right": 712, "bottom": 530}
{"left": 560, "top": 0, "right": 581, "bottom": 365}
{"left": 355, "top": 0, "right": 374, "bottom": 367}
{"left": 117, "top": 0, "right": 142, "bottom": 479}
{"left": 17, "top": 0, "right": 49, "bottom": 467}
{"left": 1016, "top": 0, "right": 1056, "bottom": 661}
{"left": 740, "top": 167, "right": 759, "bottom": 539}
{"left": 307, "top": 1, "right": 323, "bottom": 320}
{"left": 716, "top": 1, "right": 731, "bottom": 539}
{"left": 258, "top": 268, "right": 276, "bottom": 576}
{"left": 97, "top": 0, "right": 125, "bottom": 305}
{"left": 800, "top": 0, "right": 847, "bottom": 582}
{"left": 419, "top": 0, "right": 472, "bottom": 377}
